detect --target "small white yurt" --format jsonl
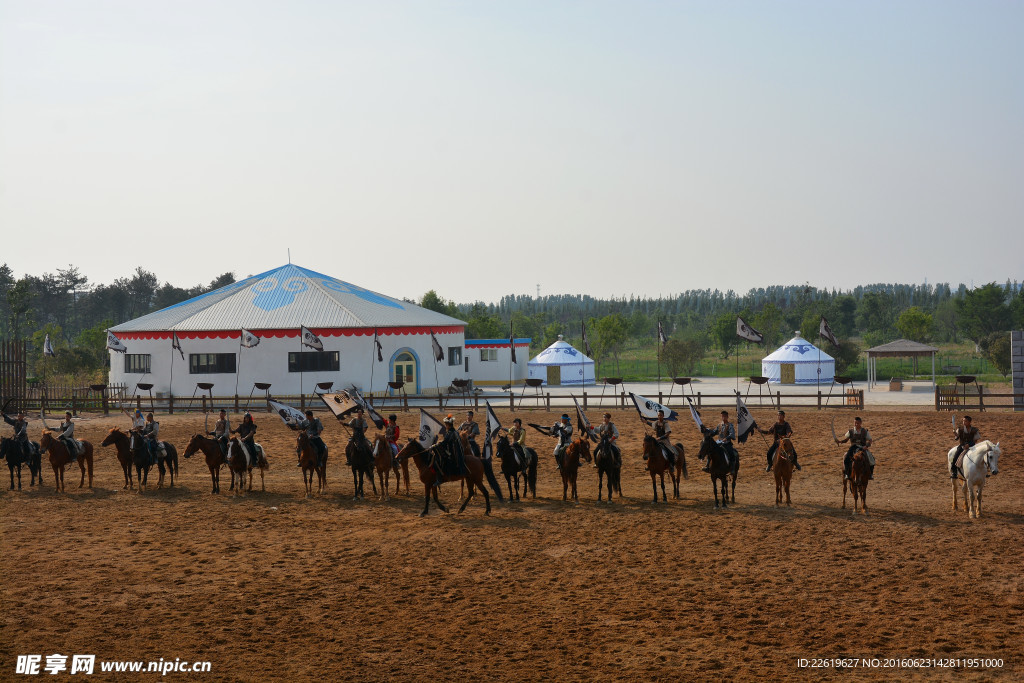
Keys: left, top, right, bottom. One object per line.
{"left": 527, "top": 336, "right": 595, "bottom": 386}
{"left": 761, "top": 332, "right": 835, "bottom": 385}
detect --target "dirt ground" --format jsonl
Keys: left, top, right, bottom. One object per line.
{"left": 1, "top": 407, "right": 1021, "bottom": 681}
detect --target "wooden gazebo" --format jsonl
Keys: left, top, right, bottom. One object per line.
{"left": 865, "top": 339, "right": 939, "bottom": 390}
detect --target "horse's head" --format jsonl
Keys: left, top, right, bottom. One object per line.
{"left": 494, "top": 434, "right": 511, "bottom": 459}
{"left": 395, "top": 438, "right": 423, "bottom": 462}
{"left": 100, "top": 427, "right": 124, "bottom": 448}
{"left": 988, "top": 441, "right": 1001, "bottom": 475}
{"left": 183, "top": 433, "right": 204, "bottom": 458}
{"left": 39, "top": 430, "right": 54, "bottom": 447}
{"left": 296, "top": 430, "right": 310, "bottom": 448}
{"left": 695, "top": 433, "right": 715, "bottom": 461}
{"left": 573, "top": 437, "right": 592, "bottom": 462}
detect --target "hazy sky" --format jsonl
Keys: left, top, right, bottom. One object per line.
{"left": 2, "top": 1, "right": 1021, "bottom": 304}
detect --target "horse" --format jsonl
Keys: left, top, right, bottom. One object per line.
{"left": 494, "top": 434, "right": 537, "bottom": 501}
{"left": 346, "top": 435, "right": 378, "bottom": 500}
{"left": 559, "top": 437, "right": 591, "bottom": 503}
{"left": 225, "top": 438, "right": 268, "bottom": 494}
{"left": 592, "top": 436, "right": 622, "bottom": 502}
{"left": 372, "top": 434, "right": 408, "bottom": 501}
{"left": 297, "top": 431, "right": 327, "bottom": 497}
{"left": 101, "top": 428, "right": 177, "bottom": 491}
{"left": 0, "top": 436, "right": 43, "bottom": 489}
{"left": 99, "top": 428, "right": 135, "bottom": 489}
{"left": 39, "top": 430, "right": 94, "bottom": 492}
{"left": 182, "top": 433, "right": 227, "bottom": 494}
{"left": 395, "top": 438, "right": 491, "bottom": 517}
{"left": 948, "top": 440, "right": 1001, "bottom": 518}
{"left": 641, "top": 434, "right": 684, "bottom": 502}
{"left": 695, "top": 433, "right": 735, "bottom": 508}
{"left": 773, "top": 438, "right": 795, "bottom": 507}
{"left": 843, "top": 448, "right": 869, "bottom": 514}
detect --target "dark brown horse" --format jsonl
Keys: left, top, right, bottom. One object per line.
{"left": 696, "top": 433, "right": 735, "bottom": 508}
{"left": 40, "top": 430, "right": 93, "bottom": 492}
{"left": 593, "top": 436, "right": 622, "bottom": 503}
{"left": 182, "top": 433, "right": 226, "bottom": 494}
{"left": 641, "top": 435, "right": 684, "bottom": 502}
{"left": 372, "top": 433, "right": 409, "bottom": 500}
{"left": 1, "top": 436, "right": 43, "bottom": 489}
{"left": 346, "top": 436, "right": 377, "bottom": 500}
{"left": 99, "top": 428, "right": 135, "bottom": 489}
{"left": 226, "top": 438, "right": 268, "bottom": 494}
{"left": 773, "top": 438, "right": 795, "bottom": 507}
{"left": 395, "top": 439, "right": 491, "bottom": 517}
{"left": 560, "top": 437, "right": 591, "bottom": 503}
{"left": 494, "top": 434, "right": 537, "bottom": 501}
{"left": 296, "top": 431, "right": 326, "bottom": 497}
{"left": 843, "top": 448, "right": 869, "bottom": 514}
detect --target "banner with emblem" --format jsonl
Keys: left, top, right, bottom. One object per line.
{"left": 736, "top": 316, "right": 764, "bottom": 344}
{"left": 483, "top": 401, "right": 503, "bottom": 459}
{"left": 106, "top": 331, "right": 127, "bottom": 353}
{"left": 269, "top": 399, "right": 306, "bottom": 430}
{"left": 735, "top": 392, "right": 757, "bottom": 443}
{"left": 43, "top": 334, "right": 56, "bottom": 357}
{"left": 318, "top": 391, "right": 358, "bottom": 422}
{"left": 300, "top": 325, "right": 323, "bottom": 351}
{"left": 629, "top": 392, "right": 678, "bottom": 422}
{"left": 417, "top": 408, "right": 444, "bottom": 448}
{"left": 240, "top": 329, "right": 261, "bottom": 348}
{"left": 573, "top": 395, "right": 597, "bottom": 442}
{"left": 685, "top": 396, "right": 705, "bottom": 433}
{"left": 345, "top": 387, "right": 385, "bottom": 429}
{"left": 819, "top": 316, "right": 840, "bottom": 348}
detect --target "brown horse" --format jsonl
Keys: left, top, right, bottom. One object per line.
{"left": 641, "top": 435, "right": 684, "bottom": 502}
{"left": 773, "top": 438, "right": 795, "bottom": 507}
{"left": 560, "top": 437, "right": 591, "bottom": 502}
{"left": 346, "top": 436, "right": 378, "bottom": 500}
{"left": 40, "top": 430, "right": 93, "bottom": 492}
{"left": 372, "top": 434, "right": 408, "bottom": 501}
{"left": 99, "top": 428, "right": 135, "bottom": 489}
{"left": 843, "top": 448, "right": 869, "bottom": 514}
{"left": 182, "top": 434, "right": 226, "bottom": 494}
{"left": 296, "top": 431, "right": 326, "bottom": 497}
{"left": 395, "top": 439, "right": 491, "bottom": 517}
{"left": 226, "top": 438, "right": 268, "bottom": 494}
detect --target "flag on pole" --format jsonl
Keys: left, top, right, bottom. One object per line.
{"left": 269, "top": 398, "right": 307, "bottom": 430}
{"left": 106, "top": 331, "right": 127, "bottom": 353}
{"left": 658, "top": 321, "right": 668, "bottom": 348}
{"left": 509, "top": 323, "right": 517, "bottom": 364}
{"left": 43, "top": 334, "right": 56, "bottom": 357}
{"left": 240, "top": 329, "right": 261, "bottom": 348}
{"left": 373, "top": 330, "right": 384, "bottom": 362}
{"left": 319, "top": 391, "right": 358, "bottom": 421}
{"left": 735, "top": 392, "right": 757, "bottom": 443}
{"left": 685, "top": 396, "right": 705, "bottom": 433}
{"left": 417, "top": 408, "right": 445, "bottom": 448}
{"left": 430, "top": 329, "right": 444, "bottom": 362}
{"left": 629, "top": 392, "right": 678, "bottom": 421}
{"left": 819, "top": 316, "right": 840, "bottom": 348}
{"left": 582, "top": 320, "right": 593, "bottom": 357}
{"left": 346, "top": 387, "right": 385, "bottom": 429}
{"left": 301, "top": 326, "right": 323, "bottom": 351}
{"left": 736, "top": 316, "right": 764, "bottom": 344}
{"left": 482, "top": 401, "right": 503, "bottom": 459}
{"left": 573, "top": 395, "right": 597, "bottom": 442}
{"left": 172, "top": 332, "right": 185, "bottom": 360}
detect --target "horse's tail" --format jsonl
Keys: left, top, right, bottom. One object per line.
{"left": 527, "top": 448, "right": 538, "bottom": 496}
{"left": 166, "top": 443, "right": 179, "bottom": 475}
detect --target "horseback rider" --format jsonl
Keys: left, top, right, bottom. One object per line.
{"left": 58, "top": 410, "right": 78, "bottom": 463}
{"left": 459, "top": 411, "right": 481, "bottom": 458}
{"left": 298, "top": 409, "right": 327, "bottom": 469}
{"left": 837, "top": 416, "right": 874, "bottom": 480}
{"left": 951, "top": 415, "right": 980, "bottom": 478}
{"left": 434, "top": 415, "right": 464, "bottom": 487}
{"left": 759, "top": 410, "right": 801, "bottom": 472}
{"left": 345, "top": 408, "right": 370, "bottom": 466}
{"left": 230, "top": 412, "right": 258, "bottom": 466}
{"left": 594, "top": 412, "right": 621, "bottom": 468}
{"left": 705, "top": 410, "right": 737, "bottom": 472}
{"left": 551, "top": 414, "right": 573, "bottom": 470}
{"left": 384, "top": 414, "right": 400, "bottom": 457}
{"left": 142, "top": 412, "right": 161, "bottom": 466}
{"left": 207, "top": 409, "right": 230, "bottom": 456}
{"left": 2, "top": 409, "right": 32, "bottom": 463}
{"left": 646, "top": 410, "right": 677, "bottom": 470}
{"left": 507, "top": 418, "right": 528, "bottom": 467}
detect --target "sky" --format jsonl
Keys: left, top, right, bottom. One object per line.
{"left": 1, "top": 1, "right": 1021, "bottom": 304}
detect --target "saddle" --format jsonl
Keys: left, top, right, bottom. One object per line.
{"left": 61, "top": 438, "right": 84, "bottom": 456}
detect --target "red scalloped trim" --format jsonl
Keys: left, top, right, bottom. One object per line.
{"left": 463, "top": 342, "right": 531, "bottom": 349}
{"left": 115, "top": 325, "right": 463, "bottom": 341}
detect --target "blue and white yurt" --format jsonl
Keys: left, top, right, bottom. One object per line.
{"left": 527, "top": 336, "right": 595, "bottom": 386}
{"left": 761, "top": 332, "right": 835, "bottom": 384}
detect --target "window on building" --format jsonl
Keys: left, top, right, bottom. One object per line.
{"left": 288, "top": 351, "right": 340, "bottom": 373}
{"left": 189, "top": 353, "right": 237, "bottom": 374}
{"left": 479, "top": 349, "right": 497, "bottom": 362}
{"left": 448, "top": 347, "right": 462, "bottom": 366}
{"left": 124, "top": 354, "right": 151, "bottom": 374}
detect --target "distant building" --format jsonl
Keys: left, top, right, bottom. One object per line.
{"left": 463, "top": 338, "right": 531, "bottom": 386}
{"left": 527, "top": 336, "right": 595, "bottom": 386}
{"left": 761, "top": 332, "right": 834, "bottom": 384}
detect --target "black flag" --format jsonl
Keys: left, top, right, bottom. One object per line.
{"left": 373, "top": 330, "right": 383, "bottom": 362}
{"left": 819, "top": 316, "right": 840, "bottom": 348}
{"left": 430, "top": 329, "right": 444, "bottom": 362}
{"left": 172, "top": 332, "right": 185, "bottom": 360}
{"left": 509, "top": 322, "right": 517, "bottom": 364}
{"left": 582, "top": 320, "right": 593, "bottom": 357}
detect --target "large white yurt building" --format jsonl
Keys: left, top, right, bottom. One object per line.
{"left": 761, "top": 332, "right": 835, "bottom": 385}
{"left": 108, "top": 264, "right": 466, "bottom": 398}
{"left": 527, "top": 336, "right": 595, "bottom": 386}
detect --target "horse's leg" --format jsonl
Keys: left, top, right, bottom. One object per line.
{"left": 660, "top": 472, "right": 666, "bottom": 503}
{"left": 420, "top": 482, "right": 431, "bottom": 516}
{"left": 843, "top": 477, "right": 848, "bottom": 509}
{"left": 785, "top": 475, "right": 791, "bottom": 506}
{"left": 651, "top": 473, "right": 658, "bottom": 503}
{"left": 563, "top": 473, "right": 569, "bottom": 502}
{"left": 975, "top": 485, "right": 982, "bottom": 518}
{"left": 862, "top": 482, "right": 868, "bottom": 515}
{"left": 457, "top": 480, "right": 474, "bottom": 514}
{"left": 598, "top": 471, "right": 604, "bottom": 502}
{"left": 434, "top": 485, "right": 449, "bottom": 513}
{"left": 712, "top": 477, "right": 720, "bottom": 508}
{"left": 8, "top": 466, "right": 13, "bottom": 491}
{"left": 478, "top": 474, "right": 491, "bottom": 515}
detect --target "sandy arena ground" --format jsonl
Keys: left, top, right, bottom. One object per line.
{"left": 1, "top": 407, "right": 1022, "bottom": 681}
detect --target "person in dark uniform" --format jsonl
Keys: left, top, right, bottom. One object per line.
{"left": 648, "top": 410, "right": 677, "bottom": 469}
{"left": 58, "top": 411, "right": 78, "bottom": 462}
{"left": 758, "top": 410, "right": 801, "bottom": 472}
{"left": 951, "top": 415, "right": 980, "bottom": 478}
{"left": 458, "top": 411, "right": 481, "bottom": 458}
{"left": 706, "top": 410, "right": 737, "bottom": 472}
{"left": 142, "top": 412, "right": 161, "bottom": 466}
{"left": 230, "top": 412, "right": 259, "bottom": 466}
{"left": 837, "top": 416, "right": 874, "bottom": 480}
{"left": 594, "top": 412, "right": 621, "bottom": 468}
{"left": 345, "top": 408, "right": 369, "bottom": 466}
{"left": 507, "top": 418, "right": 528, "bottom": 466}
{"left": 298, "top": 410, "right": 327, "bottom": 469}
{"left": 551, "top": 414, "right": 573, "bottom": 470}
{"left": 2, "top": 409, "right": 32, "bottom": 463}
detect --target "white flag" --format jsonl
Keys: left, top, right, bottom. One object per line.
{"left": 430, "top": 329, "right": 444, "bottom": 362}
{"left": 319, "top": 391, "right": 358, "bottom": 421}
{"left": 43, "top": 334, "right": 56, "bottom": 357}
{"left": 483, "top": 401, "right": 503, "bottom": 459}
{"left": 300, "top": 325, "right": 323, "bottom": 351}
{"left": 269, "top": 399, "right": 306, "bottom": 430}
{"left": 685, "top": 396, "right": 705, "bottom": 433}
{"left": 172, "top": 332, "right": 185, "bottom": 360}
{"left": 658, "top": 321, "right": 668, "bottom": 348}
{"left": 735, "top": 392, "right": 757, "bottom": 443}
{"left": 630, "top": 392, "right": 678, "bottom": 421}
{"left": 819, "top": 316, "right": 840, "bottom": 348}
{"left": 573, "top": 395, "right": 597, "bottom": 442}
{"left": 736, "top": 316, "right": 764, "bottom": 344}
{"left": 347, "top": 387, "right": 385, "bottom": 429}
{"left": 417, "top": 408, "right": 444, "bottom": 448}
{"left": 240, "top": 329, "right": 261, "bottom": 348}
{"left": 106, "top": 331, "right": 127, "bottom": 353}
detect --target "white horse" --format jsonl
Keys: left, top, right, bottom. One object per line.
{"left": 947, "top": 440, "right": 1001, "bottom": 518}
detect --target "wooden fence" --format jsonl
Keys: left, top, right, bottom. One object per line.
{"left": 0, "top": 340, "right": 28, "bottom": 411}
{"left": 934, "top": 385, "right": 1024, "bottom": 412}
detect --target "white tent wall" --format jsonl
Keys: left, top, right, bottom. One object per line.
{"left": 464, "top": 339, "right": 531, "bottom": 385}
{"left": 761, "top": 333, "right": 836, "bottom": 385}
{"left": 526, "top": 337, "right": 596, "bottom": 386}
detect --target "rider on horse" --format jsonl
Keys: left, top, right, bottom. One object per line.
{"left": 646, "top": 410, "right": 677, "bottom": 470}
{"left": 298, "top": 410, "right": 327, "bottom": 469}
{"left": 58, "top": 411, "right": 79, "bottom": 462}
{"left": 550, "top": 414, "right": 573, "bottom": 470}
{"left": 704, "top": 410, "right": 737, "bottom": 472}
{"left": 142, "top": 412, "right": 162, "bottom": 466}
{"left": 345, "top": 408, "right": 370, "bottom": 466}
{"left": 507, "top": 418, "right": 528, "bottom": 466}
{"left": 951, "top": 415, "right": 980, "bottom": 478}
{"left": 207, "top": 409, "right": 230, "bottom": 456}
{"left": 1, "top": 409, "right": 32, "bottom": 463}
{"left": 459, "top": 411, "right": 481, "bottom": 458}
{"left": 384, "top": 414, "right": 400, "bottom": 457}
{"left": 230, "top": 412, "right": 259, "bottom": 466}
{"left": 759, "top": 410, "right": 801, "bottom": 472}
{"left": 432, "top": 415, "right": 466, "bottom": 487}
{"left": 594, "top": 412, "right": 621, "bottom": 468}
{"left": 837, "top": 416, "right": 874, "bottom": 480}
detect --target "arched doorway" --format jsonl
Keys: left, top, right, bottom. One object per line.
{"left": 390, "top": 349, "right": 419, "bottom": 395}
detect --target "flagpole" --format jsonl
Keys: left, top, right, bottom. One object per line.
{"left": 169, "top": 335, "right": 175, "bottom": 406}
{"left": 298, "top": 327, "right": 303, "bottom": 400}
{"left": 234, "top": 332, "right": 243, "bottom": 399}
{"left": 369, "top": 329, "right": 377, "bottom": 398}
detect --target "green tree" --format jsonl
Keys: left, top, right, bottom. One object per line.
{"left": 594, "top": 314, "right": 629, "bottom": 373}
{"left": 979, "top": 333, "right": 1012, "bottom": 377}
{"left": 856, "top": 292, "right": 895, "bottom": 339}
{"left": 711, "top": 312, "right": 738, "bottom": 359}
{"left": 830, "top": 341, "right": 862, "bottom": 376}
{"left": 896, "top": 306, "right": 933, "bottom": 342}
{"left": 419, "top": 290, "right": 458, "bottom": 317}
{"left": 933, "top": 298, "right": 959, "bottom": 342}
{"left": 7, "top": 278, "right": 34, "bottom": 339}
{"left": 754, "top": 303, "right": 784, "bottom": 348}
{"left": 662, "top": 338, "right": 704, "bottom": 377}
{"left": 956, "top": 283, "right": 1012, "bottom": 345}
